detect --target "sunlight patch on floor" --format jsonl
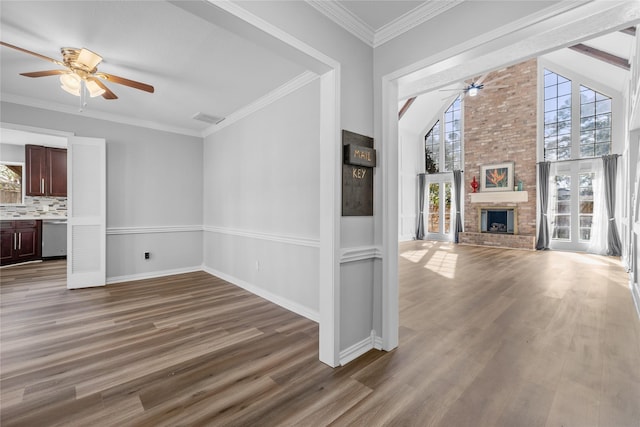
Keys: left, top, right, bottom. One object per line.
{"left": 400, "top": 249, "right": 429, "bottom": 263}
{"left": 424, "top": 250, "right": 458, "bottom": 279}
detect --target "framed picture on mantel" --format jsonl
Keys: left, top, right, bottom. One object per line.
{"left": 480, "top": 162, "right": 514, "bottom": 192}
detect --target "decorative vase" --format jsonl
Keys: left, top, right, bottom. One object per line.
{"left": 471, "top": 176, "right": 479, "bottom": 193}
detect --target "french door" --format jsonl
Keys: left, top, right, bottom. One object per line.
{"left": 67, "top": 136, "right": 106, "bottom": 289}
{"left": 425, "top": 174, "right": 453, "bottom": 241}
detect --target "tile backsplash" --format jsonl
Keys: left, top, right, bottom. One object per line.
{"left": 0, "top": 196, "right": 67, "bottom": 219}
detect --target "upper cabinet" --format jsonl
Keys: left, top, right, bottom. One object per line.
{"left": 25, "top": 145, "right": 67, "bottom": 197}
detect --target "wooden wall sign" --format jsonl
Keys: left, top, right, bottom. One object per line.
{"left": 342, "top": 130, "right": 375, "bottom": 216}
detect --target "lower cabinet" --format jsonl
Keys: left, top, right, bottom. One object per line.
{"left": 0, "top": 220, "right": 42, "bottom": 266}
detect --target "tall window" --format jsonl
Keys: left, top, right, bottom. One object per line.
{"left": 543, "top": 70, "right": 571, "bottom": 161}
{"left": 424, "top": 97, "right": 462, "bottom": 173}
{"left": 580, "top": 86, "right": 612, "bottom": 157}
{"left": 543, "top": 70, "right": 611, "bottom": 161}
{"left": 444, "top": 97, "right": 462, "bottom": 171}
{"left": 425, "top": 121, "right": 440, "bottom": 173}
{"left": 543, "top": 68, "right": 613, "bottom": 249}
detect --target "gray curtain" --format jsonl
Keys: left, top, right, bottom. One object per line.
{"left": 453, "top": 170, "right": 463, "bottom": 243}
{"left": 536, "top": 162, "right": 550, "bottom": 250}
{"left": 603, "top": 154, "right": 622, "bottom": 256}
{"left": 416, "top": 174, "right": 426, "bottom": 240}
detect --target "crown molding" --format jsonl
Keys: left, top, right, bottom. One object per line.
{"left": 374, "top": 1, "right": 463, "bottom": 47}
{"left": 202, "top": 70, "right": 319, "bottom": 137}
{"left": 306, "top": 0, "right": 463, "bottom": 48}
{"left": 0, "top": 93, "right": 202, "bottom": 137}
{"left": 305, "top": 0, "right": 375, "bottom": 47}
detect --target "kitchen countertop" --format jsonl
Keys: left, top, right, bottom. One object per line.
{"left": 1, "top": 216, "right": 67, "bottom": 221}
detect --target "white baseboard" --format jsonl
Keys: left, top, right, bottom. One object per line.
{"left": 631, "top": 280, "right": 640, "bottom": 320}
{"left": 339, "top": 330, "right": 382, "bottom": 366}
{"left": 106, "top": 265, "right": 203, "bottom": 285}
{"left": 202, "top": 266, "right": 320, "bottom": 323}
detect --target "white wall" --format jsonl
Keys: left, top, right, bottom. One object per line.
{"left": 0, "top": 101, "right": 204, "bottom": 281}
{"left": 202, "top": 78, "right": 321, "bottom": 319}
{"left": 232, "top": 2, "right": 380, "bottom": 359}
{"left": 398, "top": 129, "right": 421, "bottom": 241}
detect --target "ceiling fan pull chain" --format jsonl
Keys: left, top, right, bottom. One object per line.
{"left": 79, "top": 79, "right": 87, "bottom": 112}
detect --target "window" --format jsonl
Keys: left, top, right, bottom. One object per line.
{"left": 425, "top": 121, "right": 440, "bottom": 173}
{"left": 444, "top": 97, "right": 462, "bottom": 171}
{"left": 552, "top": 174, "right": 571, "bottom": 240}
{"left": 543, "top": 68, "right": 614, "bottom": 251}
{"left": 579, "top": 173, "right": 594, "bottom": 241}
{"left": 543, "top": 70, "right": 612, "bottom": 161}
{"left": 0, "top": 162, "right": 25, "bottom": 205}
{"left": 424, "top": 97, "right": 462, "bottom": 173}
{"left": 580, "top": 86, "right": 611, "bottom": 157}
{"left": 543, "top": 70, "right": 571, "bottom": 161}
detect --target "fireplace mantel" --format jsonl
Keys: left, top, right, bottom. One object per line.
{"left": 469, "top": 191, "right": 528, "bottom": 203}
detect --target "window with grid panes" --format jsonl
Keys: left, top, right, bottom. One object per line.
{"left": 543, "top": 70, "right": 571, "bottom": 161}
{"left": 424, "top": 121, "right": 440, "bottom": 173}
{"left": 580, "top": 86, "right": 611, "bottom": 157}
{"left": 424, "top": 97, "right": 462, "bottom": 173}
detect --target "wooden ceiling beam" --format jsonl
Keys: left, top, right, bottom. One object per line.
{"left": 620, "top": 27, "right": 636, "bottom": 36}
{"left": 398, "top": 97, "right": 416, "bottom": 120}
{"left": 568, "top": 43, "right": 630, "bottom": 70}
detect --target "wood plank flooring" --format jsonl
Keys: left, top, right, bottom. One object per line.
{"left": 1, "top": 241, "right": 639, "bottom": 426}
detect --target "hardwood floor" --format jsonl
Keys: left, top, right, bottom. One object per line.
{"left": 1, "top": 242, "right": 639, "bottom": 426}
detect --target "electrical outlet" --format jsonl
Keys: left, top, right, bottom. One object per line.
{"left": 144, "top": 252, "right": 150, "bottom": 260}
{"left": 255, "top": 260, "right": 260, "bottom": 271}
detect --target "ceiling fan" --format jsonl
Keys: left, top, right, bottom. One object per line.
{"left": 440, "top": 73, "right": 508, "bottom": 99}
{"left": 0, "top": 41, "right": 154, "bottom": 100}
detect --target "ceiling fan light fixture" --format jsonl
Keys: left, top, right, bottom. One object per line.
{"left": 77, "top": 48, "right": 103, "bottom": 70}
{"left": 86, "top": 79, "right": 106, "bottom": 97}
{"left": 60, "top": 73, "right": 81, "bottom": 96}
{"left": 468, "top": 86, "right": 479, "bottom": 97}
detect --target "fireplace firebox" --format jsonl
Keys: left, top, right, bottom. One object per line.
{"left": 480, "top": 207, "right": 516, "bottom": 234}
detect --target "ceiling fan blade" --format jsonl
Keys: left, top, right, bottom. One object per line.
{"left": 0, "top": 41, "right": 65, "bottom": 67}
{"left": 95, "top": 72, "right": 154, "bottom": 93}
{"left": 20, "top": 69, "right": 69, "bottom": 78}
{"left": 88, "top": 77, "right": 118, "bottom": 100}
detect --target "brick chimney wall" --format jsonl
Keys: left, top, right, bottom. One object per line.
{"left": 463, "top": 58, "right": 538, "bottom": 239}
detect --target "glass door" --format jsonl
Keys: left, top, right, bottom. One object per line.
{"left": 426, "top": 176, "right": 452, "bottom": 241}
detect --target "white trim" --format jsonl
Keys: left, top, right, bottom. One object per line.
{"left": 339, "top": 330, "right": 382, "bottom": 365}
{"left": 305, "top": 0, "right": 374, "bottom": 47}
{"left": 203, "top": 225, "right": 319, "bottom": 248}
{"left": 210, "top": 0, "right": 340, "bottom": 69}
{"left": 374, "top": 1, "right": 463, "bottom": 48}
{"left": 470, "top": 191, "right": 529, "bottom": 204}
{"left": 1, "top": 94, "right": 201, "bottom": 138}
{"left": 107, "top": 265, "right": 203, "bottom": 285}
{"left": 631, "top": 280, "right": 640, "bottom": 320}
{"left": 340, "top": 245, "right": 383, "bottom": 263}
{"left": 0, "top": 122, "right": 74, "bottom": 139}
{"left": 107, "top": 225, "right": 202, "bottom": 235}
{"left": 305, "top": 0, "right": 462, "bottom": 48}
{"left": 202, "top": 71, "right": 319, "bottom": 136}
{"left": 203, "top": 265, "right": 320, "bottom": 323}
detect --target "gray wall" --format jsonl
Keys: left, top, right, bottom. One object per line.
{"left": 1, "top": 101, "right": 204, "bottom": 281}
{"left": 202, "top": 79, "right": 320, "bottom": 319}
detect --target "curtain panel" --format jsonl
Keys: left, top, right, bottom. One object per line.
{"left": 416, "top": 173, "right": 426, "bottom": 240}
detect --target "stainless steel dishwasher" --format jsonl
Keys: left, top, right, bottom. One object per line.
{"left": 42, "top": 220, "right": 67, "bottom": 258}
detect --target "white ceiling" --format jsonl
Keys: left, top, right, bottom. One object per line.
{"left": 0, "top": 1, "right": 308, "bottom": 136}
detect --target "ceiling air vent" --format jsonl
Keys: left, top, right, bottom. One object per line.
{"left": 192, "top": 112, "right": 225, "bottom": 125}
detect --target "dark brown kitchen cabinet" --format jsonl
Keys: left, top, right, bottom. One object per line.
{"left": 25, "top": 145, "right": 67, "bottom": 197}
{"left": 0, "top": 220, "right": 42, "bottom": 266}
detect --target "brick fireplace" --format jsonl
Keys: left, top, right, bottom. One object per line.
{"left": 458, "top": 59, "right": 538, "bottom": 250}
